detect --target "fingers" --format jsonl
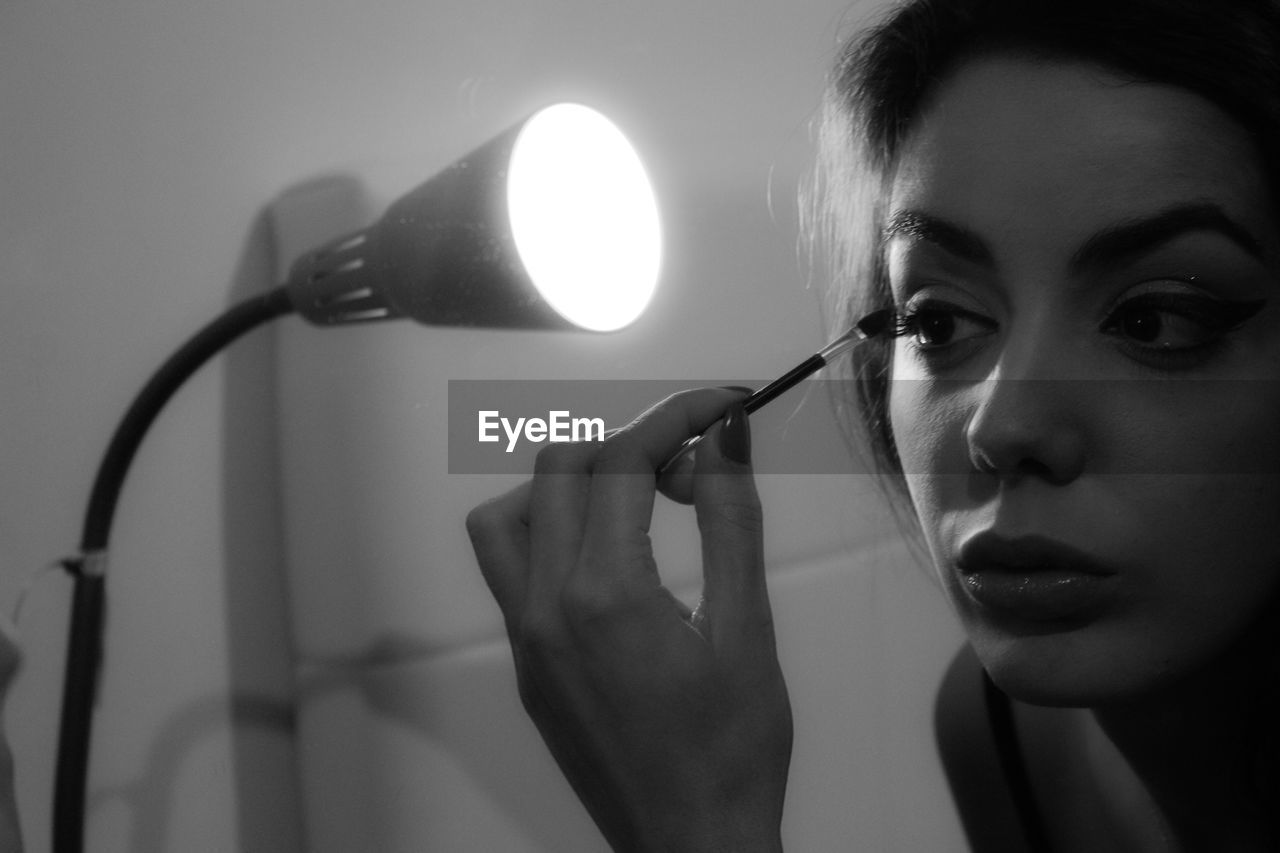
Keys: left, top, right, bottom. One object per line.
{"left": 526, "top": 442, "right": 596, "bottom": 608}
{"left": 612, "top": 387, "right": 746, "bottom": 467}
{"left": 577, "top": 389, "right": 750, "bottom": 587}
{"left": 469, "top": 386, "right": 758, "bottom": 632}
{"left": 655, "top": 387, "right": 753, "bottom": 505}
{"left": 466, "top": 481, "right": 533, "bottom": 629}
{"left": 465, "top": 389, "right": 789, "bottom": 849}
{"left": 655, "top": 436, "right": 700, "bottom": 505}
{"left": 692, "top": 403, "right": 775, "bottom": 661}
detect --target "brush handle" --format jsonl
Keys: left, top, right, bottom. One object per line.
{"left": 651, "top": 310, "right": 891, "bottom": 481}
{"left": 656, "top": 353, "right": 828, "bottom": 478}
{"left": 742, "top": 354, "right": 825, "bottom": 415}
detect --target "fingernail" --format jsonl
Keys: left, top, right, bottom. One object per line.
{"left": 719, "top": 402, "right": 751, "bottom": 465}
{"left": 718, "top": 385, "right": 754, "bottom": 395}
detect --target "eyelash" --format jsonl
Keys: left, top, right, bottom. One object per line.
{"left": 890, "top": 300, "right": 996, "bottom": 350}
{"left": 1098, "top": 292, "right": 1264, "bottom": 346}
{"left": 884, "top": 293, "right": 1267, "bottom": 369}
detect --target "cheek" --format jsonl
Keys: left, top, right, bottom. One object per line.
{"left": 1146, "top": 387, "right": 1280, "bottom": 594}
{"left": 887, "top": 347, "right": 962, "bottom": 472}
{"left": 887, "top": 369, "right": 966, "bottom": 549}
{"left": 887, "top": 369, "right": 936, "bottom": 489}
{"left": 1139, "top": 380, "right": 1280, "bottom": 475}
{"left": 1127, "top": 471, "right": 1280, "bottom": 669}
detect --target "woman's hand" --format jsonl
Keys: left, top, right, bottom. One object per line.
{"left": 466, "top": 388, "right": 792, "bottom": 853}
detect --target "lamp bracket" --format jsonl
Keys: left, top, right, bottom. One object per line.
{"left": 286, "top": 227, "right": 401, "bottom": 325}
{"left": 270, "top": 175, "right": 397, "bottom": 326}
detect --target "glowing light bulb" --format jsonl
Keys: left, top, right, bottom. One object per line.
{"left": 507, "top": 104, "right": 662, "bottom": 332}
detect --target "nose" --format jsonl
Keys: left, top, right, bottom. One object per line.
{"left": 963, "top": 365, "right": 1088, "bottom": 485}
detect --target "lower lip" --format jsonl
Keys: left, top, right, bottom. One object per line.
{"left": 961, "top": 569, "right": 1115, "bottom": 623}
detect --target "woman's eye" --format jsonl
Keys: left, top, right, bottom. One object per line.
{"left": 1103, "top": 304, "right": 1206, "bottom": 349}
{"left": 894, "top": 302, "right": 996, "bottom": 350}
{"left": 1099, "top": 292, "right": 1266, "bottom": 352}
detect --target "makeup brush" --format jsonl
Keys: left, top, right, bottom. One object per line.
{"left": 659, "top": 308, "right": 891, "bottom": 474}
{"left": 737, "top": 308, "right": 891, "bottom": 415}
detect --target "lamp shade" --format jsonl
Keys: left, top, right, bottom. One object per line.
{"left": 287, "top": 103, "right": 661, "bottom": 331}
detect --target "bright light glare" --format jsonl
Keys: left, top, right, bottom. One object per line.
{"left": 507, "top": 103, "right": 662, "bottom": 332}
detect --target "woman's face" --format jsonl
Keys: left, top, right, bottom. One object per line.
{"left": 885, "top": 55, "right": 1280, "bottom": 706}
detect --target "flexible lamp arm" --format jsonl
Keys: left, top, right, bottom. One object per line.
{"left": 78, "top": 286, "right": 296, "bottom": 553}
{"left": 55, "top": 285, "right": 295, "bottom": 853}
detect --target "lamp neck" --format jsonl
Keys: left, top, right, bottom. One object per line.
{"left": 285, "top": 226, "right": 401, "bottom": 326}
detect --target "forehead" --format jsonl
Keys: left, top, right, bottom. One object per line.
{"left": 888, "top": 54, "right": 1277, "bottom": 261}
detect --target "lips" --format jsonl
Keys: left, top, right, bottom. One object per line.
{"left": 958, "top": 533, "right": 1116, "bottom": 577}
{"left": 955, "top": 532, "right": 1119, "bottom": 623}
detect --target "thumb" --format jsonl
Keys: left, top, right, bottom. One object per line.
{"left": 693, "top": 402, "right": 774, "bottom": 658}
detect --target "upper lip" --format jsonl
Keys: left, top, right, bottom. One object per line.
{"left": 956, "top": 532, "right": 1118, "bottom": 577}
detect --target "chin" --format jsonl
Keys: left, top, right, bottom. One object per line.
{"left": 965, "top": 622, "right": 1187, "bottom": 709}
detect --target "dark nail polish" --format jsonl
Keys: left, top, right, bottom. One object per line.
{"left": 719, "top": 401, "right": 751, "bottom": 465}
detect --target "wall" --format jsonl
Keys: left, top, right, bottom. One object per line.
{"left": 0, "top": 0, "right": 965, "bottom": 850}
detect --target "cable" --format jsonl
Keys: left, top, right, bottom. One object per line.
{"left": 8, "top": 560, "right": 64, "bottom": 630}
{"left": 54, "top": 286, "right": 295, "bottom": 853}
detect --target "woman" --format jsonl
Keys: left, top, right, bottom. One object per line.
{"left": 466, "top": 0, "right": 1280, "bottom": 848}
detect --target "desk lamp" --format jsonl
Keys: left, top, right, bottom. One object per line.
{"left": 54, "top": 102, "right": 661, "bottom": 853}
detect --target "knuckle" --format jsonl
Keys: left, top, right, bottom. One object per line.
{"left": 464, "top": 502, "right": 497, "bottom": 542}
{"left": 625, "top": 391, "right": 693, "bottom": 436}
{"left": 559, "top": 579, "right": 614, "bottom": 620}
{"left": 516, "top": 611, "right": 569, "bottom": 663}
{"left": 594, "top": 433, "right": 654, "bottom": 475}
{"left": 559, "top": 570, "right": 659, "bottom": 642}
{"left": 597, "top": 428, "right": 640, "bottom": 457}
{"left": 560, "top": 578, "right": 633, "bottom": 629}
{"left": 648, "top": 387, "right": 712, "bottom": 417}
{"left": 533, "top": 440, "right": 596, "bottom": 475}
{"left": 465, "top": 482, "right": 530, "bottom": 544}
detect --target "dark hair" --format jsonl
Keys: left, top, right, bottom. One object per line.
{"left": 809, "top": 0, "right": 1280, "bottom": 501}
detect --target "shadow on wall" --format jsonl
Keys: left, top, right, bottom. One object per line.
{"left": 49, "top": 206, "right": 306, "bottom": 852}
{"left": 280, "top": 539, "right": 967, "bottom": 853}
{"left": 296, "top": 638, "right": 604, "bottom": 853}
{"left": 219, "top": 210, "right": 306, "bottom": 853}
{"left": 87, "top": 693, "right": 295, "bottom": 852}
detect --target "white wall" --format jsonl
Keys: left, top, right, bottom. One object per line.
{"left": 0, "top": 0, "right": 966, "bottom": 850}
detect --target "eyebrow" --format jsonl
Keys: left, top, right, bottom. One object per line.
{"left": 1066, "top": 202, "right": 1264, "bottom": 274}
{"left": 882, "top": 210, "right": 995, "bottom": 267}
{"left": 882, "top": 202, "right": 1265, "bottom": 275}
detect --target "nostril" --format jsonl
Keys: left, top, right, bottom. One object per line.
{"left": 1013, "top": 457, "right": 1064, "bottom": 484}
{"left": 963, "top": 380, "right": 1088, "bottom": 484}
{"left": 968, "top": 445, "right": 998, "bottom": 475}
